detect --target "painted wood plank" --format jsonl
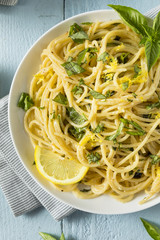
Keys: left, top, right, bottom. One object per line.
{"left": 0, "top": 0, "right": 64, "bottom": 98}
{"left": 65, "top": 0, "right": 160, "bottom": 18}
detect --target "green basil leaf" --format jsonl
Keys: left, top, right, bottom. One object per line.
{"left": 150, "top": 155, "right": 160, "bottom": 165}
{"left": 146, "top": 100, "right": 160, "bottom": 109}
{"left": 127, "top": 98, "right": 133, "bottom": 102}
{"left": 117, "top": 53, "right": 129, "bottom": 64}
{"left": 62, "top": 61, "right": 85, "bottom": 76}
{"left": 50, "top": 111, "right": 56, "bottom": 119}
{"left": 132, "top": 92, "right": 137, "bottom": 98}
{"left": 39, "top": 232, "right": 57, "bottom": 240}
{"left": 141, "top": 24, "right": 154, "bottom": 37}
{"left": 141, "top": 218, "right": 160, "bottom": 240}
{"left": 106, "top": 90, "right": 116, "bottom": 98}
{"left": 59, "top": 233, "right": 65, "bottom": 240}
{"left": 66, "top": 107, "right": 87, "bottom": 125}
{"left": 17, "top": 92, "right": 34, "bottom": 111}
{"left": 53, "top": 93, "right": 68, "bottom": 105}
{"left": 77, "top": 47, "right": 97, "bottom": 65}
{"left": 122, "top": 81, "right": 129, "bottom": 91}
{"left": 145, "top": 38, "right": 160, "bottom": 71}
{"left": 134, "top": 64, "right": 141, "bottom": 77}
{"left": 72, "top": 85, "right": 83, "bottom": 95}
{"left": 105, "top": 121, "right": 124, "bottom": 141}
{"left": 69, "top": 23, "right": 89, "bottom": 43}
{"left": 120, "top": 118, "right": 146, "bottom": 135}
{"left": 126, "top": 130, "right": 145, "bottom": 136}
{"left": 89, "top": 89, "right": 106, "bottom": 99}
{"left": 108, "top": 5, "right": 148, "bottom": 36}
{"left": 139, "top": 36, "right": 148, "bottom": 45}
{"left": 153, "top": 11, "right": 160, "bottom": 34}
{"left": 81, "top": 22, "right": 93, "bottom": 25}
{"left": 97, "top": 52, "right": 109, "bottom": 62}
{"left": 93, "top": 123, "right": 104, "bottom": 133}
{"left": 68, "top": 126, "right": 86, "bottom": 141}
{"left": 87, "top": 152, "right": 101, "bottom": 164}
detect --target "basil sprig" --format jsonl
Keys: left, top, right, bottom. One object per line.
{"left": 52, "top": 93, "right": 68, "bottom": 105}
{"left": 108, "top": 5, "right": 160, "bottom": 71}
{"left": 141, "top": 218, "right": 160, "bottom": 240}
{"left": 66, "top": 107, "right": 87, "bottom": 125}
{"left": 39, "top": 232, "right": 65, "bottom": 240}
{"left": 17, "top": 92, "right": 34, "bottom": 111}
{"left": 69, "top": 23, "right": 89, "bottom": 43}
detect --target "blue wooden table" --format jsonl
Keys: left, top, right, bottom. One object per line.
{"left": 1, "top": 1, "right": 160, "bottom": 239}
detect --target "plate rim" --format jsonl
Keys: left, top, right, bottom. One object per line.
{"left": 8, "top": 9, "right": 160, "bottom": 215}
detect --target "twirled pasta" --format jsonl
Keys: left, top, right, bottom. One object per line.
{"left": 24, "top": 20, "right": 160, "bottom": 203}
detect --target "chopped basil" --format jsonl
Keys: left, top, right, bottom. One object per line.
{"left": 17, "top": 92, "right": 34, "bottom": 111}
{"left": 77, "top": 48, "right": 97, "bottom": 65}
{"left": 87, "top": 152, "right": 101, "bottom": 164}
{"left": 93, "top": 123, "right": 104, "bottom": 133}
{"left": 79, "top": 78, "right": 85, "bottom": 85}
{"left": 72, "top": 85, "right": 83, "bottom": 95}
{"left": 52, "top": 93, "right": 68, "bottom": 105}
{"left": 122, "top": 81, "right": 129, "bottom": 91}
{"left": 117, "top": 53, "right": 129, "bottom": 64}
{"left": 66, "top": 107, "right": 87, "bottom": 125}
{"left": 97, "top": 52, "right": 109, "bottom": 63}
{"left": 134, "top": 64, "right": 141, "bottom": 77}
{"left": 106, "top": 90, "right": 116, "bottom": 98}
{"left": 62, "top": 60, "right": 85, "bottom": 76}
{"left": 50, "top": 111, "right": 56, "bottom": 119}
{"left": 81, "top": 22, "right": 93, "bottom": 25}
{"left": 127, "top": 98, "right": 133, "bottom": 102}
{"left": 89, "top": 89, "right": 106, "bottom": 99}
{"left": 105, "top": 121, "right": 124, "bottom": 141}
{"left": 146, "top": 99, "right": 160, "bottom": 110}
{"left": 120, "top": 118, "right": 146, "bottom": 136}
{"left": 68, "top": 126, "right": 86, "bottom": 141}
{"left": 132, "top": 92, "right": 137, "bottom": 98}
{"left": 69, "top": 23, "right": 89, "bottom": 43}
{"left": 150, "top": 155, "right": 160, "bottom": 165}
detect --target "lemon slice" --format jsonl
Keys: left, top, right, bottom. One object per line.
{"left": 34, "top": 146, "right": 89, "bottom": 185}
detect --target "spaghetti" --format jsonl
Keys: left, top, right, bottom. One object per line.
{"left": 24, "top": 20, "right": 160, "bottom": 203}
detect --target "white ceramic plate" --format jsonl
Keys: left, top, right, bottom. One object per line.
{"left": 8, "top": 10, "right": 160, "bottom": 215}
